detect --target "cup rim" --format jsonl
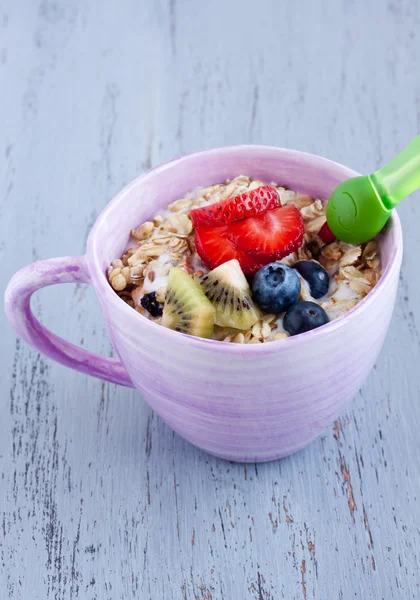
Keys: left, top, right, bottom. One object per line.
{"left": 87, "top": 144, "right": 403, "bottom": 352}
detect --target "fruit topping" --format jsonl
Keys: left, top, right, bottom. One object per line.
{"left": 161, "top": 267, "right": 215, "bottom": 338}
{"left": 194, "top": 224, "right": 265, "bottom": 276}
{"left": 140, "top": 291, "right": 164, "bottom": 317}
{"left": 190, "top": 185, "right": 281, "bottom": 228}
{"left": 200, "top": 259, "right": 261, "bottom": 329}
{"left": 294, "top": 260, "right": 330, "bottom": 299}
{"left": 283, "top": 301, "right": 329, "bottom": 336}
{"left": 195, "top": 205, "right": 304, "bottom": 275}
{"left": 252, "top": 263, "right": 301, "bottom": 314}
{"left": 229, "top": 205, "right": 304, "bottom": 259}
{"left": 318, "top": 221, "right": 336, "bottom": 244}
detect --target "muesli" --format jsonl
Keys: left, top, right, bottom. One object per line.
{"left": 107, "top": 176, "right": 381, "bottom": 342}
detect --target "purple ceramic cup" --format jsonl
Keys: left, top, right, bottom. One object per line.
{"left": 4, "top": 146, "right": 403, "bottom": 462}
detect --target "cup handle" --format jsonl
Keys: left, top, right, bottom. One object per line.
{"left": 4, "top": 255, "right": 134, "bottom": 387}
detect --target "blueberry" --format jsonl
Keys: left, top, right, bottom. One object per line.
{"left": 141, "top": 291, "right": 164, "bottom": 317}
{"left": 294, "top": 260, "right": 329, "bottom": 299}
{"left": 252, "top": 263, "right": 301, "bottom": 313}
{"left": 283, "top": 301, "right": 329, "bottom": 336}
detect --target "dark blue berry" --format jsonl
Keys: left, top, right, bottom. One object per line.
{"left": 252, "top": 263, "right": 301, "bottom": 314}
{"left": 283, "top": 301, "right": 329, "bottom": 336}
{"left": 141, "top": 292, "right": 164, "bottom": 317}
{"left": 294, "top": 260, "right": 329, "bottom": 299}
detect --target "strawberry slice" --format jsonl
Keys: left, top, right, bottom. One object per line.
{"left": 195, "top": 225, "right": 264, "bottom": 275}
{"left": 195, "top": 205, "right": 304, "bottom": 275}
{"left": 318, "top": 220, "right": 336, "bottom": 244}
{"left": 230, "top": 204, "right": 304, "bottom": 258}
{"left": 190, "top": 185, "right": 281, "bottom": 229}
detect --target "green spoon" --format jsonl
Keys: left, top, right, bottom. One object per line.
{"left": 326, "top": 135, "right": 420, "bottom": 244}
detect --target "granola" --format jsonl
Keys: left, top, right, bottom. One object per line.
{"left": 108, "top": 176, "right": 381, "bottom": 342}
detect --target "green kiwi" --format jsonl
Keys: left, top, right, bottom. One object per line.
{"left": 161, "top": 267, "right": 215, "bottom": 338}
{"left": 200, "top": 259, "right": 261, "bottom": 330}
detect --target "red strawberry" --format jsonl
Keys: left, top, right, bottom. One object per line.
{"left": 230, "top": 205, "right": 304, "bottom": 258}
{"left": 190, "top": 185, "right": 281, "bottom": 229}
{"left": 195, "top": 225, "right": 264, "bottom": 275}
{"left": 195, "top": 205, "right": 304, "bottom": 275}
{"left": 318, "top": 221, "right": 336, "bottom": 244}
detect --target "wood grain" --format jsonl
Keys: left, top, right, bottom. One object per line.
{"left": 1, "top": 0, "right": 420, "bottom": 598}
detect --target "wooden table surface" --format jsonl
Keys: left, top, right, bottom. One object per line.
{"left": 1, "top": 1, "right": 420, "bottom": 598}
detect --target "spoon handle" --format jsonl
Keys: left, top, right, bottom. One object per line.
{"left": 370, "top": 135, "right": 420, "bottom": 209}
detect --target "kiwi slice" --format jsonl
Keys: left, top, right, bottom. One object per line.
{"left": 200, "top": 259, "right": 261, "bottom": 330}
{"left": 161, "top": 267, "right": 215, "bottom": 338}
